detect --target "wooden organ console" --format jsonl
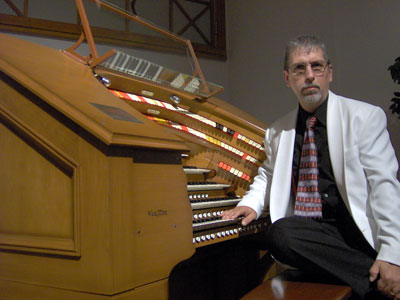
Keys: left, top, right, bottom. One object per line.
{"left": 104, "top": 87, "right": 270, "bottom": 250}
{"left": 0, "top": 5, "right": 270, "bottom": 299}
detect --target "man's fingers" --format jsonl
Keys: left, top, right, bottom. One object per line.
{"left": 370, "top": 260, "right": 380, "bottom": 282}
{"left": 225, "top": 207, "right": 247, "bottom": 220}
{"left": 220, "top": 207, "right": 242, "bottom": 220}
{"left": 371, "top": 260, "right": 400, "bottom": 299}
{"left": 221, "top": 206, "right": 256, "bottom": 224}
{"left": 241, "top": 211, "right": 256, "bottom": 226}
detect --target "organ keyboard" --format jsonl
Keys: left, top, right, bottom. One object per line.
{"left": 191, "top": 196, "right": 241, "bottom": 209}
{"left": 187, "top": 182, "right": 231, "bottom": 191}
{"left": 183, "top": 164, "right": 270, "bottom": 248}
{"left": 0, "top": 31, "right": 269, "bottom": 300}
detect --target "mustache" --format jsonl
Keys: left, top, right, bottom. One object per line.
{"left": 301, "top": 84, "right": 320, "bottom": 92}
{"left": 301, "top": 83, "right": 321, "bottom": 90}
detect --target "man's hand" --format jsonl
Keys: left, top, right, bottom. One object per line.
{"left": 220, "top": 206, "right": 257, "bottom": 226}
{"left": 370, "top": 260, "right": 400, "bottom": 299}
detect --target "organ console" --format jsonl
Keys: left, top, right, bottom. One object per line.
{"left": 0, "top": 1, "right": 270, "bottom": 299}
{"left": 106, "top": 87, "right": 270, "bottom": 250}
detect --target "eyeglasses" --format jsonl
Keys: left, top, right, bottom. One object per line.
{"left": 289, "top": 61, "right": 328, "bottom": 78}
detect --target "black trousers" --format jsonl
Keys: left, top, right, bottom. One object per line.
{"left": 265, "top": 216, "right": 380, "bottom": 298}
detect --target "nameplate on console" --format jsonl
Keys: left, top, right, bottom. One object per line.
{"left": 148, "top": 210, "right": 168, "bottom": 217}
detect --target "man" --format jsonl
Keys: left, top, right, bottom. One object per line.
{"left": 221, "top": 35, "right": 400, "bottom": 299}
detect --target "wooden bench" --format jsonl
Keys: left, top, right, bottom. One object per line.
{"left": 241, "top": 272, "right": 352, "bottom": 300}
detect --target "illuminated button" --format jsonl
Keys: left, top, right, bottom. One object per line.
{"left": 221, "top": 231, "right": 226, "bottom": 237}
{"left": 193, "top": 238, "right": 195, "bottom": 244}
{"left": 201, "top": 236, "right": 206, "bottom": 241}
{"left": 229, "top": 230, "right": 234, "bottom": 235}
{"left": 206, "top": 234, "right": 210, "bottom": 240}
{"left": 211, "top": 234, "right": 215, "bottom": 239}
{"left": 196, "top": 237, "right": 201, "bottom": 243}
{"left": 170, "top": 94, "right": 180, "bottom": 104}
{"left": 225, "top": 230, "right": 230, "bottom": 236}
{"left": 234, "top": 229, "right": 238, "bottom": 234}
{"left": 217, "top": 232, "right": 222, "bottom": 238}
{"left": 193, "top": 214, "right": 198, "bottom": 219}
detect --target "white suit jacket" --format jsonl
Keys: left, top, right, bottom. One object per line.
{"left": 239, "top": 91, "right": 400, "bottom": 265}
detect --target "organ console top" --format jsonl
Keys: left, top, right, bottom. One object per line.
{"left": 0, "top": 1, "right": 270, "bottom": 299}
{"left": 98, "top": 50, "right": 224, "bottom": 100}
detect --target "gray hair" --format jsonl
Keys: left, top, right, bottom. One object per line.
{"left": 283, "top": 35, "right": 330, "bottom": 70}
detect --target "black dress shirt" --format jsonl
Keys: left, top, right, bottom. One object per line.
{"left": 292, "top": 98, "right": 350, "bottom": 220}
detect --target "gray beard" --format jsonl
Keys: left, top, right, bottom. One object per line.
{"left": 302, "top": 91, "right": 322, "bottom": 104}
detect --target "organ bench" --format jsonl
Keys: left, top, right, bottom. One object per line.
{"left": 242, "top": 270, "right": 352, "bottom": 300}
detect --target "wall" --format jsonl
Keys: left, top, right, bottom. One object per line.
{"left": 226, "top": 0, "right": 400, "bottom": 172}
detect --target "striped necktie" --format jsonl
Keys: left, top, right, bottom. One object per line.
{"left": 294, "top": 116, "right": 323, "bottom": 218}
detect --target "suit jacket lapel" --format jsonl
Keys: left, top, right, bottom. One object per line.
{"left": 327, "top": 91, "right": 348, "bottom": 201}
{"left": 270, "top": 108, "right": 297, "bottom": 220}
